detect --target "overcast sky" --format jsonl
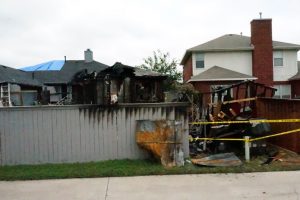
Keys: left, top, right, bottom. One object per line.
{"left": 1, "top": 0, "right": 300, "bottom": 69}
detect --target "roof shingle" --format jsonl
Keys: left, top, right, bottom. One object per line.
{"left": 188, "top": 66, "right": 257, "bottom": 82}
{"left": 0, "top": 65, "right": 41, "bottom": 86}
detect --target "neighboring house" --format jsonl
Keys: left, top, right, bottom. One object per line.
{"left": 181, "top": 18, "right": 300, "bottom": 103}
{"left": 0, "top": 65, "right": 41, "bottom": 106}
{"left": 21, "top": 49, "right": 109, "bottom": 104}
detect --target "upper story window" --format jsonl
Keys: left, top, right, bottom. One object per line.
{"left": 273, "top": 51, "right": 283, "bottom": 67}
{"left": 195, "top": 53, "right": 204, "bottom": 68}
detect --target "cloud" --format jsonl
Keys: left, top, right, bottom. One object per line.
{"left": 1, "top": 0, "right": 300, "bottom": 68}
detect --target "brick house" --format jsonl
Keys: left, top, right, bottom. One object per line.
{"left": 181, "top": 18, "right": 300, "bottom": 103}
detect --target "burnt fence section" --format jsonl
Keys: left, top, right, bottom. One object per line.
{"left": 0, "top": 103, "right": 189, "bottom": 166}
{"left": 256, "top": 98, "right": 300, "bottom": 153}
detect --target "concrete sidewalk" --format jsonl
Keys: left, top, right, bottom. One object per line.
{"left": 1, "top": 171, "right": 300, "bottom": 200}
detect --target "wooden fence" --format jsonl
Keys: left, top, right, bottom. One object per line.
{"left": 0, "top": 103, "right": 189, "bottom": 166}
{"left": 256, "top": 98, "right": 300, "bottom": 153}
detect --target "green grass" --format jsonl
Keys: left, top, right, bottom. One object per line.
{"left": 1, "top": 158, "right": 300, "bottom": 181}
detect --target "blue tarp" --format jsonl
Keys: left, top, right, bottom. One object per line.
{"left": 21, "top": 60, "right": 65, "bottom": 71}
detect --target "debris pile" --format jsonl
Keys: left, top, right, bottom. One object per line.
{"left": 191, "top": 153, "right": 242, "bottom": 167}
{"left": 189, "top": 80, "right": 277, "bottom": 165}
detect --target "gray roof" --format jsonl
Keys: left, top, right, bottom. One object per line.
{"left": 188, "top": 66, "right": 257, "bottom": 82}
{"left": 289, "top": 61, "right": 300, "bottom": 81}
{"left": 0, "top": 65, "right": 41, "bottom": 86}
{"left": 181, "top": 34, "right": 300, "bottom": 64}
{"left": 29, "top": 60, "right": 109, "bottom": 84}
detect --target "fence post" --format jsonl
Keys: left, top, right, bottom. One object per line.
{"left": 244, "top": 136, "right": 250, "bottom": 162}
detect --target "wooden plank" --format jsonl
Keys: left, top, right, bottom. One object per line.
{"left": 54, "top": 109, "right": 61, "bottom": 162}
{"left": 112, "top": 109, "right": 118, "bottom": 159}
{"left": 130, "top": 108, "right": 136, "bottom": 158}
{"left": 124, "top": 108, "right": 134, "bottom": 159}
{"left": 11, "top": 111, "right": 20, "bottom": 165}
{"left": 134, "top": 108, "right": 143, "bottom": 158}
{"left": 26, "top": 110, "right": 34, "bottom": 164}
{"left": 38, "top": 109, "right": 45, "bottom": 163}
{"left": 102, "top": 109, "right": 108, "bottom": 160}
{"left": 46, "top": 109, "right": 54, "bottom": 163}
{"left": 61, "top": 108, "right": 68, "bottom": 162}
{"left": 108, "top": 109, "right": 115, "bottom": 160}
{"left": 32, "top": 109, "right": 39, "bottom": 164}
{"left": 121, "top": 107, "right": 128, "bottom": 158}
{"left": 112, "top": 109, "right": 117, "bottom": 159}
{"left": 16, "top": 111, "right": 23, "bottom": 164}
{"left": 85, "top": 109, "right": 92, "bottom": 162}
{"left": 117, "top": 108, "right": 124, "bottom": 159}
{"left": 91, "top": 109, "right": 97, "bottom": 161}
{"left": 88, "top": 109, "right": 94, "bottom": 162}
{"left": 43, "top": 109, "right": 50, "bottom": 163}
{"left": 71, "top": 109, "right": 80, "bottom": 162}
{"left": 3, "top": 111, "right": 9, "bottom": 165}
{"left": 6, "top": 111, "right": 13, "bottom": 165}
{"left": 65, "top": 108, "right": 72, "bottom": 162}
{"left": 39, "top": 109, "right": 48, "bottom": 163}
{"left": 95, "top": 108, "right": 102, "bottom": 161}
{"left": 105, "top": 109, "right": 111, "bottom": 160}
{"left": 22, "top": 110, "right": 30, "bottom": 164}
{"left": 0, "top": 111, "right": 5, "bottom": 165}
{"left": 79, "top": 109, "right": 86, "bottom": 162}
{"left": 99, "top": 109, "right": 104, "bottom": 160}
{"left": 5, "top": 111, "right": 12, "bottom": 165}
{"left": 128, "top": 107, "right": 133, "bottom": 158}
{"left": 51, "top": 109, "right": 59, "bottom": 163}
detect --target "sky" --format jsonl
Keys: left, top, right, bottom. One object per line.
{"left": 1, "top": 0, "right": 300, "bottom": 69}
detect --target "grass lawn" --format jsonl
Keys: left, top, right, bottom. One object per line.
{"left": 1, "top": 157, "right": 300, "bottom": 181}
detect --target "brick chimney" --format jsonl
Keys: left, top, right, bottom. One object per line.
{"left": 84, "top": 49, "right": 93, "bottom": 63}
{"left": 251, "top": 19, "right": 273, "bottom": 86}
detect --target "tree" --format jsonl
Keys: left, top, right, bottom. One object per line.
{"left": 138, "top": 50, "right": 182, "bottom": 82}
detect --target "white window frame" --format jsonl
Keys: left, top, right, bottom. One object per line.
{"left": 195, "top": 53, "right": 205, "bottom": 68}
{"left": 273, "top": 51, "right": 283, "bottom": 67}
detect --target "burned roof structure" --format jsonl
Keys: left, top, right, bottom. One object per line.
{"left": 97, "top": 62, "right": 167, "bottom": 104}
{"left": 97, "top": 62, "right": 165, "bottom": 78}
{"left": 74, "top": 62, "right": 167, "bottom": 104}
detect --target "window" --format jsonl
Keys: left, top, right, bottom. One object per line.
{"left": 273, "top": 51, "right": 283, "bottom": 67}
{"left": 273, "top": 85, "right": 291, "bottom": 99}
{"left": 195, "top": 53, "right": 204, "bottom": 68}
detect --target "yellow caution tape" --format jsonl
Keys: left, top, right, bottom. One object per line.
{"left": 189, "top": 128, "right": 300, "bottom": 142}
{"left": 190, "top": 119, "right": 300, "bottom": 125}
{"left": 249, "top": 128, "right": 300, "bottom": 142}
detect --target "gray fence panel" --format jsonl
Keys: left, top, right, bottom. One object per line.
{"left": 0, "top": 103, "right": 189, "bottom": 166}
